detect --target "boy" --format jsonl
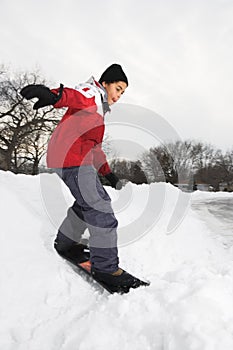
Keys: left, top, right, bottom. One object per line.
{"left": 21, "top": 64, "right": 143, "bottom": 290}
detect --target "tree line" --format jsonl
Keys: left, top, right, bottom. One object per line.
{"left": 110, "top": 141, "right": 233, "bottom": 191}
{"left": 0, "top": 66, "right": 232, "bottom": 191}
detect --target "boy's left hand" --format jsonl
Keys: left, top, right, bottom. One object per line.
{"left": 105, "top": 173, "right": 123, "bottom": 190}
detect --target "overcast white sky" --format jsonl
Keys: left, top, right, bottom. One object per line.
{"left": 1, "top": 0, "right": 233, "bottom": 154}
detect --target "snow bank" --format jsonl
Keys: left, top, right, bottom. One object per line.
{"left": 1, "top": 170, "right": 233, "bottom": 350}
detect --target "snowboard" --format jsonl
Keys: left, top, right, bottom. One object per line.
{"left": 60, "top": 247, "right": 150, "bottom": 294}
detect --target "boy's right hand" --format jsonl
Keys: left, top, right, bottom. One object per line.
{"left": 20, "top": 84, "right": 63, "bottom": 110}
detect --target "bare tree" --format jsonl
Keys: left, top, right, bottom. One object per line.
{"left": 194, "top": 165, "right": 225, "bottom": 191}
{"left": 0, "top": 67, "right": 61, "bottom": 174}
{"left": 141, "top": 144, "right": 179, "bottom": 184}
{"left": 141, "top": 148, "right": 165, "bottom": 183}
{"left": 190, "top": 142, "right": 217, "bottom": 171}
{"left": 216, "top": 149, "right": 233, "bottom": 190}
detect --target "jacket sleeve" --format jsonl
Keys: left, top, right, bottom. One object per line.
{"left": 51, "top": 87, "right": 96, "bottom": 110}
{"left": 92, "top": 143, "right": 111, "bottom": 176}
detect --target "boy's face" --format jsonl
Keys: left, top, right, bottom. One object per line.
{"left": 102, "top": 81, "right": 127, "bottom": 105}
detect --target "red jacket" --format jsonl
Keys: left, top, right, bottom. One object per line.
{"left": 46, "top": 77, "right": 111, "bottom": 176}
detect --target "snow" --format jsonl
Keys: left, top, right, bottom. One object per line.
{"left": 1, "top": 170, "right": 233, "bottom": 350}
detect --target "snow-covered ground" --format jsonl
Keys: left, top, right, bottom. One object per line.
{"left": 1, "top": 170, "right": 233, "bottom": 350}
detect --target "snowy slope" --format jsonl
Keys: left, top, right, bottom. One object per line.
{"left": 1, "top": 170, "right": 233, "bottom": 350}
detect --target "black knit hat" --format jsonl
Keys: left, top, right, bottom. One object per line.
{"left": 99, "top": 64, "right": 128, "bottom": 86}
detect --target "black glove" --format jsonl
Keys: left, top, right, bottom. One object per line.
{"left": 105, "top": 173, "right": 123, "bottom": 190}
{"left": 20, "top": 83, "right": 64, "bottom": 110}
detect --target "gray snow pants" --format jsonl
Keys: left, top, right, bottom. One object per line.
{"left": 56, "top": 166, "right": 119, "bottom": 273}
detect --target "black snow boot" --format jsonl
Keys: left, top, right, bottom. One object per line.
{"left": 55, "top": 243, "right": 90, "bottom": 264}
{"left": 54, "top": 232, "right": 90, "bottom": 264}
{"left": 54, "top": 231, "right": 76, "bottom": 253}
{"left": 91, "top": 268, "right": 148, "bottom": 293}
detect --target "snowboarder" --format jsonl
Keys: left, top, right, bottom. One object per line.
{"left": 20, "top": 64, "right": 146, "bottom": 291}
